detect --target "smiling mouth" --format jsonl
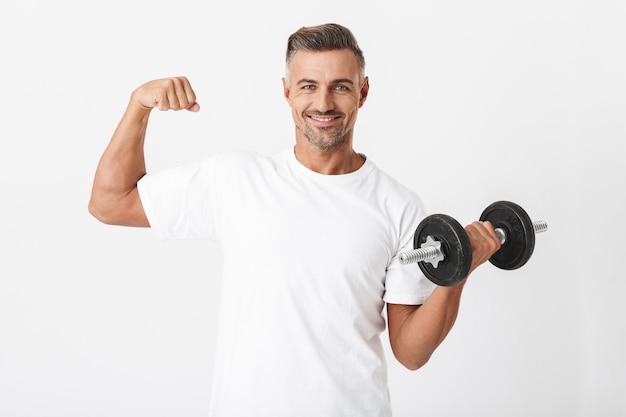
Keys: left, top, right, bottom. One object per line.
{"left": 310, "top": 116, "right": 334, "bottom": 122}
{"left": 307, "top": 113, "right": 341, "bottom": 123}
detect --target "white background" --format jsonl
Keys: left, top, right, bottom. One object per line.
{"left": 1, "top": 0, "right": 625, "bottom": 416}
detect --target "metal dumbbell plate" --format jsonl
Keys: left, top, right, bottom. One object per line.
{"left": 414, "top": 214, "right": 472, "bottom": 287}
{"left": 479, "top": 201, "right": 535, "bottom": 270}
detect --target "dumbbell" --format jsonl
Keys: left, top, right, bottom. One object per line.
{"left": 399, "top": 201, "right": 548, "bottom": 287}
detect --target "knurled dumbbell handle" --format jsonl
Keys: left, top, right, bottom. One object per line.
{"left": 399, "top": 220, "right": 548, "bottom": 265}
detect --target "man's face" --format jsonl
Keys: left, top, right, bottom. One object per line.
{"left": 282, "top": 49, "right": 369, "bottom": 150}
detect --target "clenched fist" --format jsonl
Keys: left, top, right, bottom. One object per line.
{"left": 464, "top": 221, "right": 501, "bottom": 274}
{"left": 131, "top": 76, "right": 200, "bottom": 112}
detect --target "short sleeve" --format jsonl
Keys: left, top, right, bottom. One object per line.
{"left": 383, "top": 197, "right": 436, "bottom": 305}
{"left": 137, "top": 155, "right": 219, "bottom": 241}
{"left": 383, "top": 238, "right": 436, "bottom": 305}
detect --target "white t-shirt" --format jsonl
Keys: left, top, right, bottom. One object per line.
{"left": 137, "top": 148, "right": 435, "bottom": 416}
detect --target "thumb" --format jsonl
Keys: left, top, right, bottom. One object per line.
{"left": 187, "top": 102, "right": 200, "bottom": 112}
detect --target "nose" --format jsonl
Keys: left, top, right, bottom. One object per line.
{"left": 314, "top": 89, "right": 333, "bottom": 113}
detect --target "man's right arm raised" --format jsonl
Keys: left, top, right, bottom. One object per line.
{"left": 88, "top": 76, "right": 200, "bottom": 227}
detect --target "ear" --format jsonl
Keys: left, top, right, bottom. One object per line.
{"left": 358, "top": 76, "right": 370, "bottom": 108}
{"left": 282, "top": 77, "right": 291, "bottom": 103}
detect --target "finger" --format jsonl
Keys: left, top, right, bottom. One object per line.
{"left": 469, "top": 221, "right": 498, "bottom": 243}
{"left": 466, "top": 222, "right": 499, "bottom": 261}
{"left": 471, "top": 221, "right": 500, "bottom": 248}
{"left": 180, "top": 76, "right": 195, "bottom": 101}
{"left": 178, "top": 76, "right": 199, "bottom": 111}
{"left": 168, "top": 76, "right": 199, "bottom": 111}
{"left": 187, "top": 102, "right": 201, "bottom": 112}
{"left": 165, "top": 79, "right": 182, "bottom": 110}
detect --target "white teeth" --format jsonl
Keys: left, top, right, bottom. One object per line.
{"left": 312, "top": 117, "right": 333, "bottom": 122}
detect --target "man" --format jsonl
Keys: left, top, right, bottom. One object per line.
{"left": 89, "top": 23, "right": 500, "bottom": 416}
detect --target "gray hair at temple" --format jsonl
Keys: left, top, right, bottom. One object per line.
{"left": 284, "top": 23, "right": 366, "bottom": 84}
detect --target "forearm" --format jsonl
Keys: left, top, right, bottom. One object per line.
{"left": 89, "top": 101, "right": 151, "bottom": 223}
{"left": 389, "top": 219, "right": 502, "bottom": 370}
{"left": 389, "top": 283, "right": 465, "bottom": 370}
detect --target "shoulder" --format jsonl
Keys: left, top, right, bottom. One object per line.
{"left": 361, "top": 159, "right": 428, "bottom": 228}
{"left": 196, "top": 150, "right": 270, "bottom": 178}
{"left": 369, "top": 160, "right": 424, "bottom": 203}
{"left": 211, "top": 149, "right": 280, "bottom": 169}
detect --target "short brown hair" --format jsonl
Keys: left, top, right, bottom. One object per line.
{"left": 285, "top": 23, "right": 366, "bottom": 82}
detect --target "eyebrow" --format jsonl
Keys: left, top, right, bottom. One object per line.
{"left": 296, "top": 78, "right": 356, "bottom": 86}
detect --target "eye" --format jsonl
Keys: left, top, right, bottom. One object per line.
{"left": 302, "top": 85, "right": 315, "bottom": 90}
{"left": 334, "top": 85, "right": 349, "bottom": 91}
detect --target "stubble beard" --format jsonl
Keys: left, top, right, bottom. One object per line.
{"left": 301, "top": 121, "right": 347, "bottom": 151}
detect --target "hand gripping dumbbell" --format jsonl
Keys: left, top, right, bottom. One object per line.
{"left": 399, "top": 201, "right": 548, "bottom": 286}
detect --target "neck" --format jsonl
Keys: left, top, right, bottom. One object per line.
{"left": 293, "top": 142, "right": 365, "bottom": 175}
